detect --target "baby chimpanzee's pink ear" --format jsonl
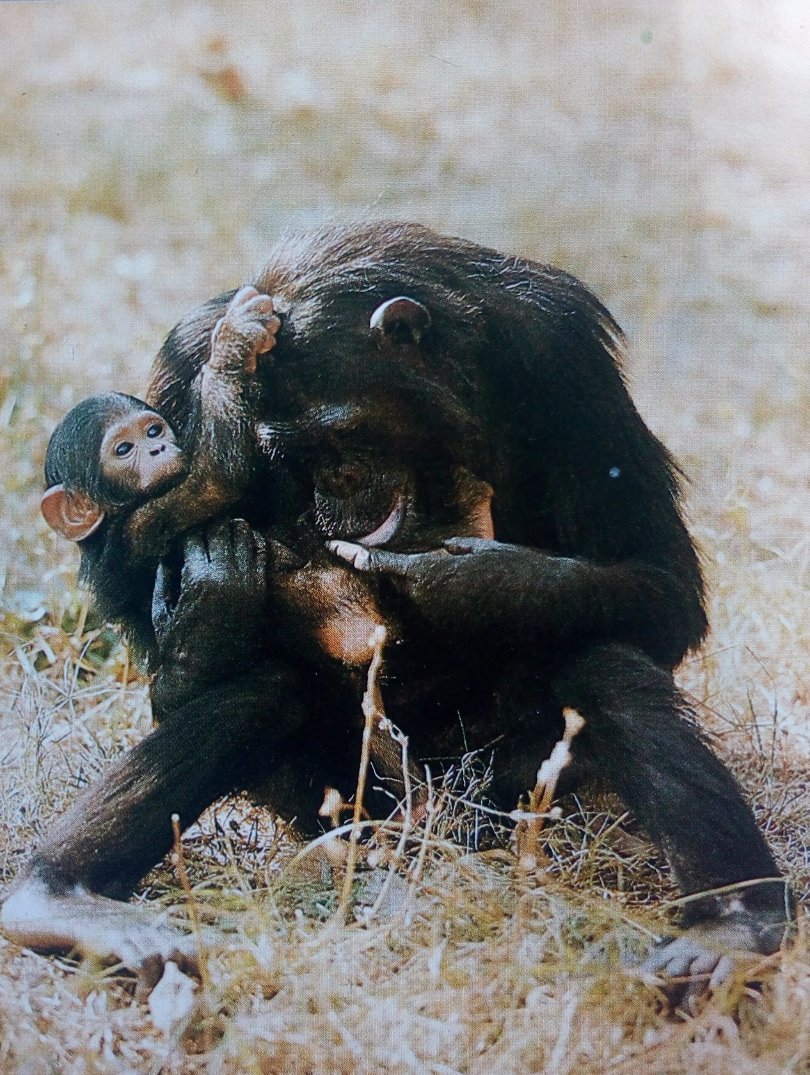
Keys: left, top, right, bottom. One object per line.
{"left": 41, "top": 485, "right": 105, "bottom": 542}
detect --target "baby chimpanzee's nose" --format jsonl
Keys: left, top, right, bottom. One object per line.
{"left": 149, "top": 445, "right": 166, "bottom": 456}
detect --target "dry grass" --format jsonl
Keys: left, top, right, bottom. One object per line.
{"left": 0, "top": 1, "right": 807, "bottom": 1071}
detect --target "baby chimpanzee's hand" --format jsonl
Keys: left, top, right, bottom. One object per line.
{"left": 208, "top": 286, "right": 280, "bottom": 375}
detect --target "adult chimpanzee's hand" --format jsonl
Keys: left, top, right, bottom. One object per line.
{"left": 329, "top": 536, "right": 527, "bottom": 606}
{"left": 151, "top": 519, "right": 268, "bottom": 716}
{"left": 152, "top": 519, "right": 266, "bottom": 644}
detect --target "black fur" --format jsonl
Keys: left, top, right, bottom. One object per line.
{"left": 146, "top": 225, "right": 783, "bottom": 923}
{"left": 8, "top": 223, "right": 787, "bottom": 978}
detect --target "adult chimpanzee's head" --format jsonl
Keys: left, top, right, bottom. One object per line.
{"left": 235, "top": 224, "right": 511, "bottom": 549}
{"left": 253, "top": 285, "right": 494, "bottom": 549}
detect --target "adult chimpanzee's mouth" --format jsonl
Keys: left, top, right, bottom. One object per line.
{"left": 356, "top": 494, "right": 406, "bottom": 547}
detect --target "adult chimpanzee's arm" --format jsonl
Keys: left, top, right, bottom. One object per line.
{"left": 330, "top": 536, "right": 705, "bottom": 669}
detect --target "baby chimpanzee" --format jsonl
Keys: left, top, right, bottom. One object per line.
{"left": 41, "top": 286, "right": 281, "bottom": 657}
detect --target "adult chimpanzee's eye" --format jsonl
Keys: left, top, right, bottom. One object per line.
{"left": 146, "top": 423, "right": 163, "bottom": 438}
{"left": 115, "top": 441, "right": 134, "bottom": 457}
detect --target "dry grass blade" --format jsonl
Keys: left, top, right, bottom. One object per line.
{"left": 336, "top": 625, "right": 387, "bottom": 921}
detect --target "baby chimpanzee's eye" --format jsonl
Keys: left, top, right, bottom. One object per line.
{"left": 115, "top": 442, "right": 134, "bottom": 457}
{"left": 146, "top": 422, "right": 163, "bottom": 438}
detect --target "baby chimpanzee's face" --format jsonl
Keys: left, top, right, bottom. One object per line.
{"left": 99, "top": 409, "right": 186, "bottom": 500}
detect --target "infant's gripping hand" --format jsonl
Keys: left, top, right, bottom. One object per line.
{"left": 208, "top": 286, "right": 280, "bottom": 375}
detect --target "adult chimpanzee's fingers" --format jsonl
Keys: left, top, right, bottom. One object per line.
{"left": 251, "top": 529, "right": 267, "bottom": 575}
{"left": 182, "top": 531, "right": 212, "bottom": 578}
{"left": 183, "top": 521, "right": 239, "bottom": 586}
{"left": 203, "top": 520, "right": 235, "bottom": 566}
{"left": 152, "top": 561, "right": 170, "bottom": 610}
{"left": 151, "top": 562, "right": 176, "bottom": 643}
{"left": 444, "top": 536, "right": 500, "bottom": 555}
{"left": 328, "top": 540, "right": 373, "bottom": 571}
{"left": 229, "top": 518, "right": 266, "bottom": 578}
{"left": 328, "top": 541, "right": 414, "bottom": 576}
{"left": 266, "top": 539, "right": 306, "bottom": 572}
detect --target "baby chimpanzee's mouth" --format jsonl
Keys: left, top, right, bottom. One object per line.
{"left": 356, "top": 494, "right": 406, "bottom": 547}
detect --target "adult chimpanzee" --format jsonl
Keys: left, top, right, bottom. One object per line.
{"left": 2, "top": 221, "right": 790, "bottom": 994}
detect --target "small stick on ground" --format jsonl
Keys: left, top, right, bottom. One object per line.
{"left": 365, "top": 719, "right": 416, "bottom": 921}
{"left": 171, "top": 812, "right": 211, "bottom": 996}
{"left": 336, "top": 625, "right": 387, "bottom": 921}
{"left": 519, "top": 707, "right": 586, "bottom": 871}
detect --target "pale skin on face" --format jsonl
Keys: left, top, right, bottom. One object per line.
{"left": 99, "top": 410, "right": 186, "bottom": 497}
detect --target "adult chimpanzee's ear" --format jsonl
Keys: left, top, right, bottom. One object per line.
{"left": 370, "top": 296, "right": 431, "bottom": 347}
{"left": 41, "top": 485, "right": 105, "bottom": 542}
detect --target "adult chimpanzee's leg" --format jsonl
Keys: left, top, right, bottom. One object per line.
{"left": 1, "top": 521, "right": 311, "bottom": 985}
{"left": 0, "top": 664, "right": 305, "bottom": 983}
{"left": 551, "top": 643, "right": 791, "bottom": 969}
{"left": 26, "top": 665, "right": 305, "bottom": 901}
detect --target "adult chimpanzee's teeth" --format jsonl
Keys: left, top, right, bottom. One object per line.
{"left": 357, "top": 495, "right": 405, "bottom": 547}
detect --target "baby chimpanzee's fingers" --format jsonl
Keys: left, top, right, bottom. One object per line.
{"left": 227, "top": 285, "right": 262, "bottom": 311}
{"left": 242, "top": 294, "right": 277, "bottom": 317}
